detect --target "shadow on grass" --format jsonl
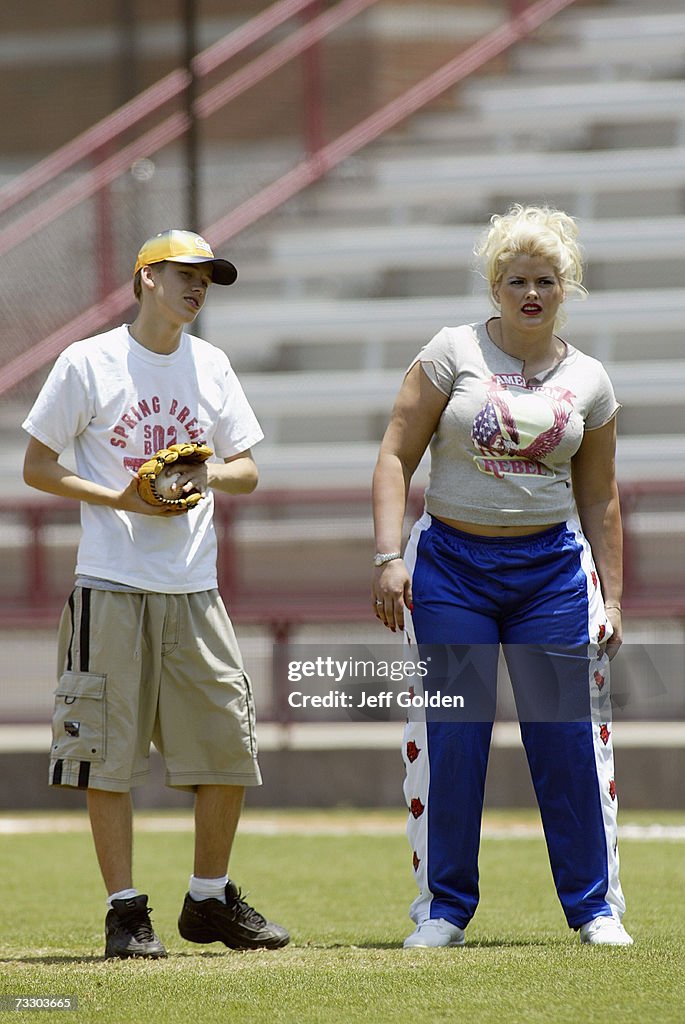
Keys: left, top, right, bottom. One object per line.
{"left": 300, "top": 938, "right": 560, "bottom": 950}
{"left": 0, "top": 955, "right": 105, "bottom": 964}
{"left": 0, "top": 951, "right": 230, "bottom": 965}
{"left": 0, "top": 939, "right": 566, "bottom": 963}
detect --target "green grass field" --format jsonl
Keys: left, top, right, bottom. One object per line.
{"left": 1, "top": 809, "right": 683, "bottom": 1024}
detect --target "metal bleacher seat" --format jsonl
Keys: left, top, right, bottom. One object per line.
{"left": 513, "top": 9, "right": 685, "bottom": 74}
{"left": 242, "top": 361, "right": 685, "bottom": 424}
{"left": 250, "top": 435, "right": 685, "bottom": 491}
{"left": 241, "top": 358, "right": 685, "bottom": 486}
{"left": 207, "top": 287, "right": 685, "bottom": 368}
{"left": 411, "top": 80, "right": 685, "bottom": 149}
{"left": 362, "top": 147, "right": 685, "bottom": 221}
{"left": 458, "top": 80, "right": 685, "bottom": 136}
{"left": 262, "top": 216, "right": 685, "bottom": 297}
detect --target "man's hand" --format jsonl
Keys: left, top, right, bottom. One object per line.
{"left": 116, "top": 478, "right": 189, "bottom": 516}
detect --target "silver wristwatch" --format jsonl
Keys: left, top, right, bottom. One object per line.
{"left": 373, "top": 551, "right": 402, "bottom": 567}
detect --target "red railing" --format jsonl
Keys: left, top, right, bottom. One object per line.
{"left": 0, "top": 0, "right": 377, "bottom": 259}
{"left": 0, "top": 0, "right": 333, "bottom": 219}
{"left": 0, "top": 0, "right": 538, "bottom": 221}
{"left": 0, "top": 0, "right": 580, "bottom": 398}
{"left": 1, "top": 481, "right": 683, "bottom": 634}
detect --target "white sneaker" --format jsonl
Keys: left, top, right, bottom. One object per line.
{"left": 403, "top": 918, "right": 466, "bottom": 948}
{"left": 579, "top": 914, "right": 633, "bottom": 946}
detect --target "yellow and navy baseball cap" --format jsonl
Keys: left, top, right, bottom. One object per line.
{"left": 134, "top": 229, "right": 238, "bottom": 285}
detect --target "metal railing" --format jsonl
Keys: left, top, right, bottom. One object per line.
{"left": 0, "top": 0, "right": 333, "bottom": 219}
{"left": 1, "top": 480, "right": 683, "bottom": 631}
{"left": 0, "top": 0, "right": 378, "bottom": 258}
{"left": 0, "top": 0, "right": 580, "bottom": 397}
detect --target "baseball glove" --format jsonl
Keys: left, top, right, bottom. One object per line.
{"left": 137, "top": 442, "right": 213, "bottom": 511}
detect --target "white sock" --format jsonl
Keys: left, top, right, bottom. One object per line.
{"left": 189, "top": 874, "right": 228, "bottom": 903}
{"left": 107, "top": 887, "right": 140, "bottom": 908}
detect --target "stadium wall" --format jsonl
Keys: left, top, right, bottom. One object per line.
{"left": 3, "top": 742, "right": 684, "bottom": 811}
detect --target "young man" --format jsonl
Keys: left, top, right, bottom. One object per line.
{"left": 23, "top": 230, "right": 289, "bottom": 959}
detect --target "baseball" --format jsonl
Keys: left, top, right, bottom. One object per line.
{"left": 154, "top": 466, "right": 183, "bottom": 500}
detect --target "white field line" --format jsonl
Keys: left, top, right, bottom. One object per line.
{"left": 4, "top": 721, "right": 685, "bottom": 753}
{"left": 0, "top": 815, "right": 684, "bottom": 840}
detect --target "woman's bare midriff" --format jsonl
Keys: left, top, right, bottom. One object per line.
{"left": 433, "top": 515, "right": 563, "bottom": 537}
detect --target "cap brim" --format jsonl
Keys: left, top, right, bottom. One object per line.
{"left": 208, "top": 258, "right": 238, "bottom": 286}
{"left": 165, "top": 255, "right": 238, "bottom": 286}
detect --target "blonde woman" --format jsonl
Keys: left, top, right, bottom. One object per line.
{"left": 372, "top": 205, "right": 632, "bottom": 947}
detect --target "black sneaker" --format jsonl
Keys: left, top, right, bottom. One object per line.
{"left": 178, "top": 880, "right": 290, "bottom": 950}
{"left": 104, "top": 895, "right": 167, "bottom": 959}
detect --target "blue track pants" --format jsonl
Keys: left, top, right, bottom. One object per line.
{"left": 402, "top": 513, "right": 626, "bottom": 930}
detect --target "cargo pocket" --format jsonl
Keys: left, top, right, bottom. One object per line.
{"left": 52, "top": 671, "right": 107, "bottom": 763}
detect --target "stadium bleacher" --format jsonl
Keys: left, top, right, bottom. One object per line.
{"left": 2, "top": 0, "right": 685, "bottom": 738}
{"left": 3, "top": 0, "right": 685, "bottom": 514}
{"left": 513, "top": 7, "right": 685, "bottom": 74}
{"left": 1, "top": 2, "right": 683, "bottom": 815}
{"left": 197, "top": 1, "right": 685, "bottom": 492}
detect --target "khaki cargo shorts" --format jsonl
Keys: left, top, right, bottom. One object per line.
{"left": 49, "top": 587, "right": 262, "bottom": 792}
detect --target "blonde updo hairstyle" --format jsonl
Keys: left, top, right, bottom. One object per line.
{"left": 475, "top": 204, "right": 587, "bottom": 328}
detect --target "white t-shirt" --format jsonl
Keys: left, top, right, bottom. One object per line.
{"left": 23, "top": 325, "right": 264, "bottom": 592}
{"left": 412, "top": 321, "right": 620, "bottom": 526}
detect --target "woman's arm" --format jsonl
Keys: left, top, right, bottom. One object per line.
{"left": 571, "top": 416, "right": 623, "bottom": 658}
{"left": 372, "top": 362, "right": 449, "bottom": 632}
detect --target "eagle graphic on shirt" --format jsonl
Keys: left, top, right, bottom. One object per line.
{"left": 471, "top": 375, "right": 572, "bottom": 471}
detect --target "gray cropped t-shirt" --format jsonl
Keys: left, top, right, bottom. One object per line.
{"left": 413, "top": 321, "right": 620, "bottom": 527}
